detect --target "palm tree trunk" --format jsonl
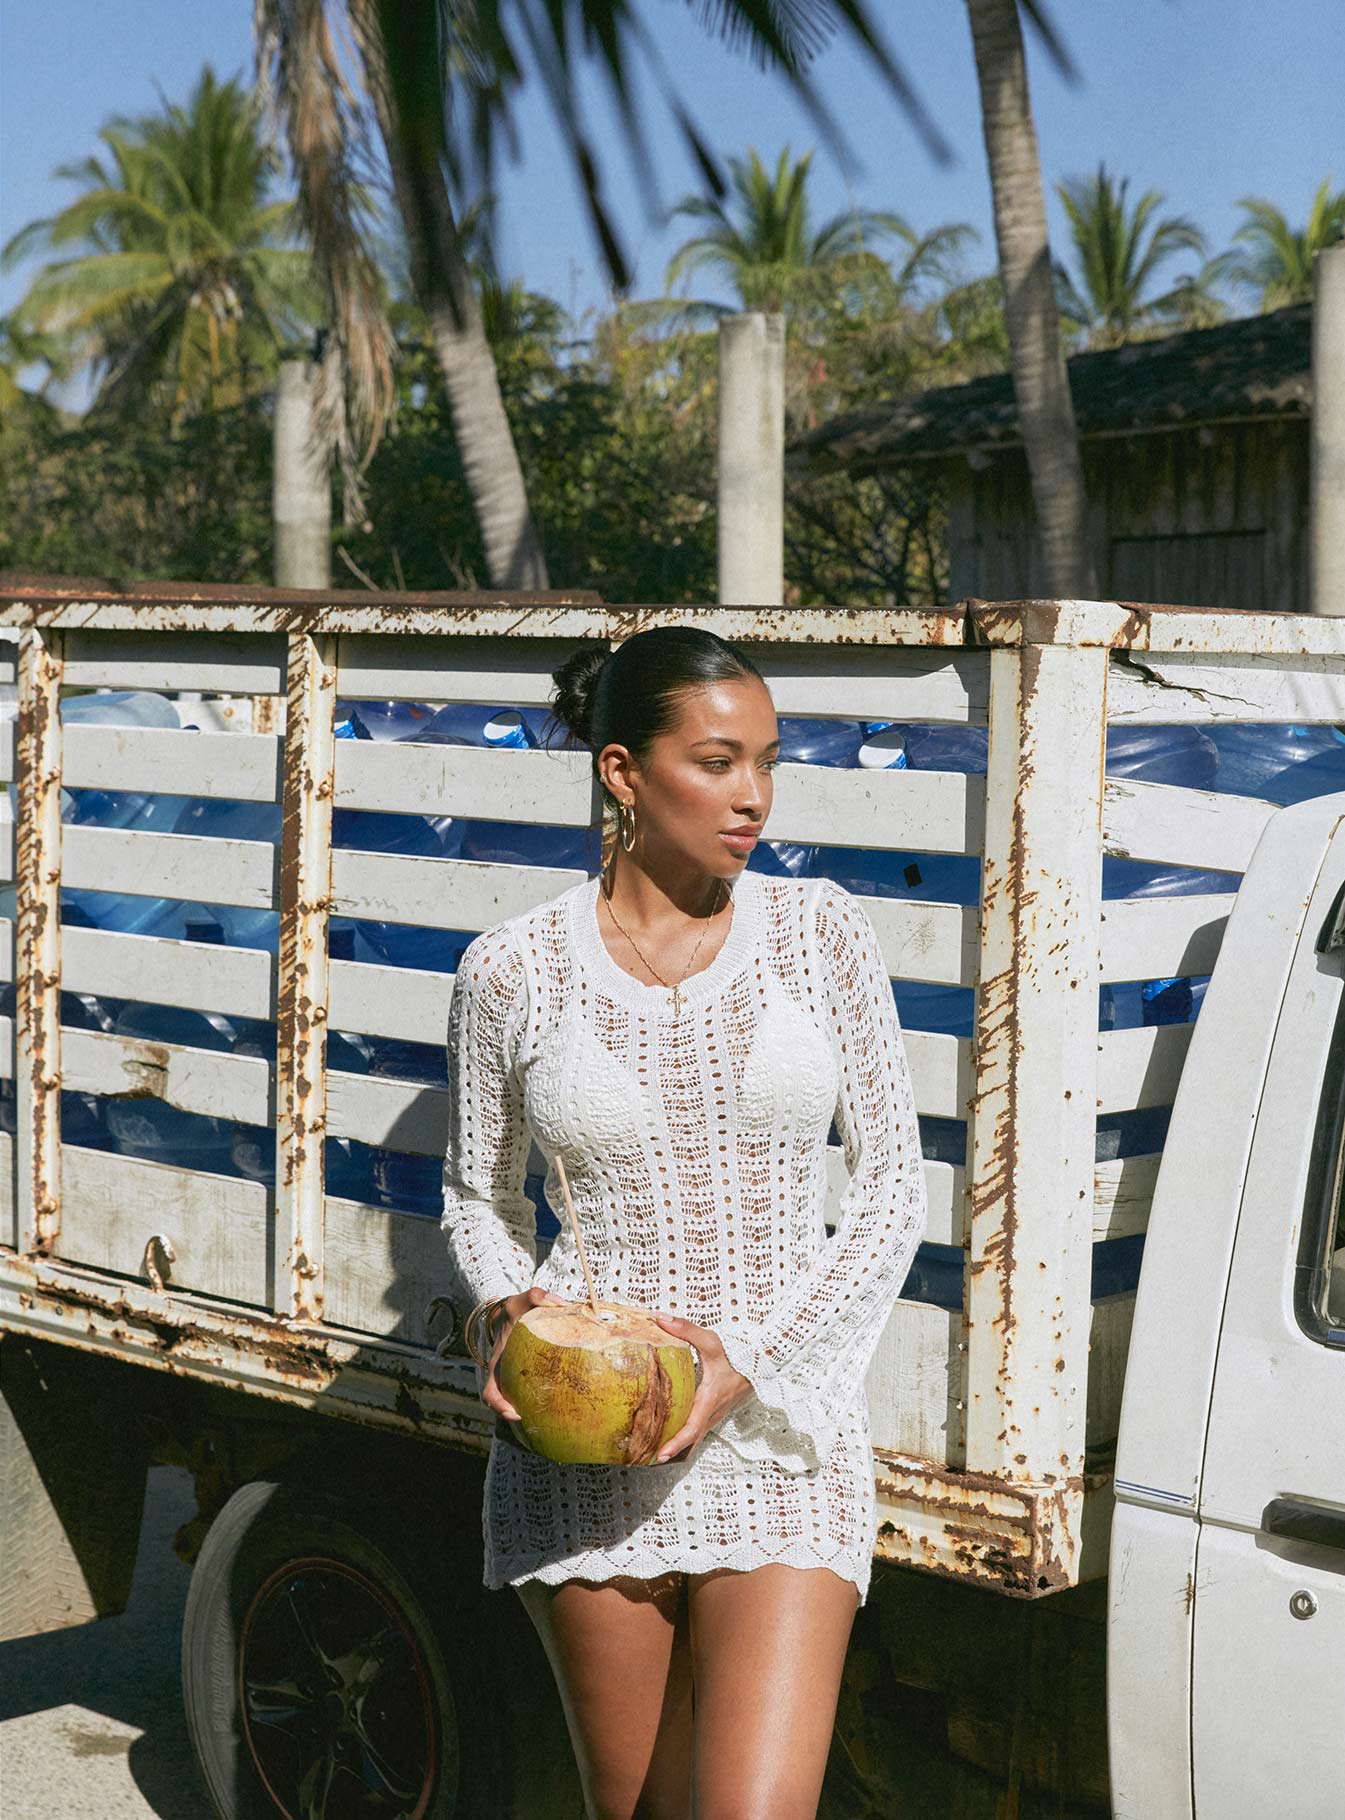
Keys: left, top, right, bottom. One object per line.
{"left": 352, "top": 4, "right": 548, "bottom": 590}
{"left": 966, "top": 0, "right": 1096, "bottom": 596}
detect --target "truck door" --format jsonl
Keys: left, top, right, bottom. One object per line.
{"left": 1192, "top": 814, "right": 1345, "bottom": 1819}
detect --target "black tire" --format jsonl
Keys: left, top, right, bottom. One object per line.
{"left": 181, "top": 1476, "right": 502, "bottom": 1819}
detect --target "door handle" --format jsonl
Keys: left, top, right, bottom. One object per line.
{"left": 1261, "top": 1497, "right": 1345, "bottom": 1550}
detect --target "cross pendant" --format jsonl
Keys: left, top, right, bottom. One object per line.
{"left": 670, "top": 983, "right": 682, "bottom": 1017}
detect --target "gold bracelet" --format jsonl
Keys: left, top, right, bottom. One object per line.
{"left": 464, "top": 1295, "right": 511, "bottom": 1369}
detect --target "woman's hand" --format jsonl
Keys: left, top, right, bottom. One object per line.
{"left": 649, "top": 1311, "right": 755, "bottom": 1465}
{"left": 480, "top": 1287, "right": 569, "bottom": 1438}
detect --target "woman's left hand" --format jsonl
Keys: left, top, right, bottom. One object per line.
{"left": 649, "top": 1311, "right": 755, "bottom": 1465}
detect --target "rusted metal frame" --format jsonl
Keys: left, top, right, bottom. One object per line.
{"left": 15, "top": 629, "right": 64, "bottom": 1255}
{"left": 872, "top": 1446, "right": 1114, "bottom": 1597}
{"left": 0, "top": 1257, "right": 493, "bottom": 1450}
{"left": 0, "top": 584, "right": 969, "bottom": 648}
{"left": 964, "top": 610, "right": 1118, "bottom": 1587}
{"left": 274, "top": 631, "right": 338, "bottom": 1321}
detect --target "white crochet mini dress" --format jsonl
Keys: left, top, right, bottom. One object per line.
{"left": 440, "top": 867, "right": 929, "bottom": 1609}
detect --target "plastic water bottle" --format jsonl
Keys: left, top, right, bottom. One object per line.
{"left": 336, "top": 699, "right": 434, "bottom": 741}
{"left": 775, "top": 717, "right": 870, "bottom": 767}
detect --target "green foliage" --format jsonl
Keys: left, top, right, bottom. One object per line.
{"left": 0, "top": 398, "right": 273, "bottom": 582}
{"left": 1, "top": 65, "right": 321, "bottom": 423}
{"left": 1053, "top": 163, "right": 1213, "bottom": 348}
{"left": 1212, "top": 179, "right": 1345, "bottom": 311}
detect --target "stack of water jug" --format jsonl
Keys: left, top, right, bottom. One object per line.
{"left": 3, "top": 687, "right": 1344, "bottom": 1294}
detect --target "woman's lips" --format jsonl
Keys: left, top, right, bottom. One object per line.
{"left": 719, "top": 830, "right": 759, "bottom": 853}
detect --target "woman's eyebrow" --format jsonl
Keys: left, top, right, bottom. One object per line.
{"left": 689, "top": 735, "right": 781, "bottom": 752}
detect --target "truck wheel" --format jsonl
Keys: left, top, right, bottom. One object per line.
{"left": 181, "top": 1477, "right": 497, "bottom": 1818}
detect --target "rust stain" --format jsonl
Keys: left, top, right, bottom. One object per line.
{"left": 15, "top": 629, "right": 62, "bottom": 1253}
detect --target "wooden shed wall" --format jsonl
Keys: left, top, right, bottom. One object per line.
{"left": 944, "top": 419, "right": 1309, "bottom": 611}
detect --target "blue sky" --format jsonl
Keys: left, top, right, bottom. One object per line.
{"left": 2, "top": 0, "right": 1341, "bottom": 385}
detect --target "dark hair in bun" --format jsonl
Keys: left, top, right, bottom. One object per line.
{"left": 545, "top": 625, "right": 765, "bottom": 804}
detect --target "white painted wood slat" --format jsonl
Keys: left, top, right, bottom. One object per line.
{"left": 335, "top": 636, "right": 991, "bottom": 724}
{"left": 1108, "top": 650, "right": 1345, "bottom": 723}
{"left": 63, "top": 826, "right": 278, "bottom": 910}
{"left": 61, "top": 629, "right": 285, "bottom": 694}
{"left": 336, "top": 741, "right": 596, "bottom": 824}
{"left": 56, "top": 1146, "right": 272, "bottom": 1306}
{"left": 866, "top": 1300, "right": 964, "bottom": 1465}
{"left": 1097, "top": 1022, "right": 1193, "bottom": 1112}
{"left": 62, "top": 725, "right": 282, "bottom": 801}
{"left": 1103, "top": 777, "right": 1274, "bottom": 873}
{"left": 323, "top": 1196, "right": 446, "bottom": 1341}
{"left": 1099, "top": 894, "right": 1233, "bottom": 982}
{"left": 772, "top": 763, "right": 983, "bottom": 855}
{"left": 330, "top": 850, "right": 583, "bottom": 932}
{"left": 59, "top": 926, "right": 275, "bottom": 1020}
{"left": 1093, "top": 1153, "right": 1161, "bottom": 1242}
{"left": 59, "top": 1027, "right": 271, "bottom": 1124}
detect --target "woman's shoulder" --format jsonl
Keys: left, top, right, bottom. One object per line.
{"left": 754, "top": 868, "right": 861, "bottom": 922}
{"left": 457, "top": 875, "right": 586, "bottom": 996}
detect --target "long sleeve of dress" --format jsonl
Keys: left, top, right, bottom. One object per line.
{"left": 441, "top": 928, "right": 538, "bottom": 1313}
{"left": 715, "top": 881, "right": 929, "bottom": 1474}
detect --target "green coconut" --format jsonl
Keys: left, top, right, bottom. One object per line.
{"left": 496, "top": 1299, "right": 698, "bottom": 1466}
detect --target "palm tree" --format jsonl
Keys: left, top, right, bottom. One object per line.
{"left": 1, "top": 66, "right": 319, "bottom": 425}
{"left": 1053, "top": 164, "right": 1209, "bottom": 349}
{"left": 251, "top": 0, "right": 957, "bottom": 590}
{"left": 965, "top": 0, "right": 1094, "bottom": 595}
{"left": 663, "top": 146, "right": 973, "bottom": 317}
{"left": 1213, "top": 179, "right": 1345, "bottom": 311}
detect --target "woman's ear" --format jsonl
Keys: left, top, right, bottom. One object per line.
{"left": 596, "top": 742, "right": 634, "bottom": 803}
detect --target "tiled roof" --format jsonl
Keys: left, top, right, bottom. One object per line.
{"left": 796, "top": 303, "right": 1311, "bottom": 470}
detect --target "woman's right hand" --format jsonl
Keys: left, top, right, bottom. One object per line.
{"left": 480, "top": 1286, "right": 569, "bottom": 1429}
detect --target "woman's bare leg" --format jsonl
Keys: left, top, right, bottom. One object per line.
{"left": 513, "top": 1570, "right": 694, "bottom": 1820}
{"left": 686, "top": 1563, "right": 858, "bottom": 1820}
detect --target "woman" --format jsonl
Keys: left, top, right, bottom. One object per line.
{"left": 442, "top": 625, "right": 928, "bottom": 1819}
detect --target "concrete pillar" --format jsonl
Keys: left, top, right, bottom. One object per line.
{"left": 1311, "top": 242, "right": 1345, "bottom": 615}
{"left": 718, "top": 312, "right": 785, "bottom": 605}
{"left": 273, "top": 354, "right": 332, "bottom": 589}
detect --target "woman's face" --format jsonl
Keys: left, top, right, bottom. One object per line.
{"left": 600, "top": 675, "right": 779, "bottom": 882}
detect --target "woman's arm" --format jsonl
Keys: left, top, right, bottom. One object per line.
{"left": 441, "top": 928, "right": 538, "bottom": 1311}
{"left": 713, "top": 881, "right": 930, "bottom": 1473}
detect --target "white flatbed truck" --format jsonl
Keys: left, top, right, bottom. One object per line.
{"left": 1, "top": 579, "right": 1341, "bottom": 1818}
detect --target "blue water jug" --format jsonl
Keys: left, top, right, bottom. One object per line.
{"left": 336, "top": 699, "right": 435, "bottom": 742}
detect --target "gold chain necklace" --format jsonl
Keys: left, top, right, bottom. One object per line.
{"left": 601, "top": 879, "right": 729, "bottom": 1018}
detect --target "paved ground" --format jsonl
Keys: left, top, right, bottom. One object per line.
{"left": 0, "top": 1465, "right": 212, "bottom": 1820}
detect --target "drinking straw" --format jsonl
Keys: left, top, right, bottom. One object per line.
{"left": 552, "top": 1152, "right": 603, "bottom": 1319}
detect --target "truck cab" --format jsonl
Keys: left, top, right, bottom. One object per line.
{"left": 1110, "top": 791, "right": 1345, "bottom": 1819}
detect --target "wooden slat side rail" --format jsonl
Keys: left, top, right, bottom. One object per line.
{"left": 335, "top": 740, "right": 596, "bottom": 825}
{"left": 61, "top": 725, "right": 282, "bottom": 801}
{"left": 56, "top": 1027, "right": 271, "bottom": 1125}
{"left": 15, "top": 628, "right": 63, "bottom": 1254}
{"left": 63, "top": 826, "right": 279, "bottom": 911}
{"left": 329, "top": 851, "right": 585, "bottom": 937}
{"left": 53, "top": 927, "right": 275, "bottom": 1020}
{"left": 1103, "top": 777, "right": 1275, "bottom": 873}
{"left": 1108, "top": 650, "right": 1345, "bottom": 723}
{"left": 334, "top": 636, "right": 992, "bottom": 723}
{"left": 1093, "top": 1153, "right": 1161, "bottom": 1243}
{"left": 334, "top": 740, "right": 985, "bottom": 857}
{"left": 56, "top": 1146, "right": 271, "bottom": 1305}
{"left": 1099, "top": 895, "right": 1233, "bottom": 983}
{"left": 1098, "top": 1022, "right": 1194, "bottom": 1112}
{"left": 60, "top": 629, "right": 286, "bottom": 694}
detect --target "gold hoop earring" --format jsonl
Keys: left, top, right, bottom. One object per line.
{"left": 619, "top": 800, "right": 636, "bottom": 850}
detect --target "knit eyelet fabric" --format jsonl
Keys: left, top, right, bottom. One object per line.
{"left": 441, "top": 868, "right": 929, "bottom": 1609}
